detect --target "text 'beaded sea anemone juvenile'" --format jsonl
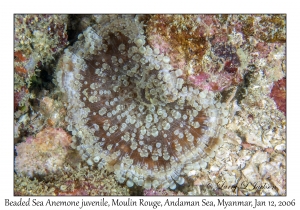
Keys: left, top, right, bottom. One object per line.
{"left": 56, "top": 15, "right": 229, "bottom": 190}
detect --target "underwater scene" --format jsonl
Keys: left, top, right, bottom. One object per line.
{"left": 14, "top": 14, "right": 286, "bottom": 196}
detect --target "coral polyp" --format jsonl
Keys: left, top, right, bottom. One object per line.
{"left": 56, "top": 15, "right": 228, "bottom": 189}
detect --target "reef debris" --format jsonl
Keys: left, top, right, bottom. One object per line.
{"left": 39, "top": 96, "right": 67, "bottom": 127}
{"left": 14, "top": 14, "right": 68, "bottom": 97}
{"left": 146, "top": 15, "right": 244, "bottom": 92}
{"left": 144, "top": 188, "right": 184, "bottom": 196}
{"left": 14, "top": 165, "right": 130, "bottom": 196}
{"left": 14, "top": 14, "right": 69, "bottom": 142}
{"left": 14, "top": 14, "right": 68, "bottom": 66}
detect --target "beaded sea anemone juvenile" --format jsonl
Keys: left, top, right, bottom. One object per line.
{"left": 56, "top": 15, "right": 229, "bottom": 189}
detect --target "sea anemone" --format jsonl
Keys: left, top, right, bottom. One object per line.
{"left": 56, "top": 15, "right": 229, "bottom": 189}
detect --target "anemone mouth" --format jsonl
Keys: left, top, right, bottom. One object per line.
{"left": 57, "top": 15, "right": 227, "bottom": 189}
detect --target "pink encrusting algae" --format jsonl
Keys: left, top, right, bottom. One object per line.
{"left": 270, "top": 78, "right": 286, "bottom": 115}
{"left": 15, "top": 127, "right": 72, "bottom": 177}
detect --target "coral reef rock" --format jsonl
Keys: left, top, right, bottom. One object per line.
{"left": 15, "top": 128, "right": 72, "bottom": 177}
{"left": 14, "top": 165, "right": 130, "bottom": 196}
